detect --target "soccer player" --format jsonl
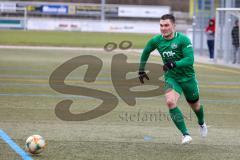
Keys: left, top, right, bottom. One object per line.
{"left": 138, "top": 14, "right": 207, "bottom": 144}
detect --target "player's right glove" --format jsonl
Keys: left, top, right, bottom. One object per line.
{"left": 163, "top": 61, "right": 176, "bottom": 72}
{"left": 138, "top": 71, "right": 149, "bottom": 84}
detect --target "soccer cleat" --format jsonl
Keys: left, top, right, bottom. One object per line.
{"left": 181, "top": 135, "right": 192, "bottom": 144}
{"left": 199, "top": 123, "right": 208, "bottom": 138}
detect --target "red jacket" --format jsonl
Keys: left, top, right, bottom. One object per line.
{"left": 205, "top": 18, "right": 215, "bottom": 33}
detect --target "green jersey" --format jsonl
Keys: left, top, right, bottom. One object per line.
{"left": 139, "top": 32, "right": 195, "bottom": 82}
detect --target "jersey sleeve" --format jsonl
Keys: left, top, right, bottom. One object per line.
{"left": 175, "top": 36, "right": 194, "bottom": 67}
{"left": 139, "top": 37, "right": 157, "bottom": 71}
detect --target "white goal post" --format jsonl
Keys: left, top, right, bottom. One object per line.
{"left": 215, "top": 8, "right": 240, "bottom": 65}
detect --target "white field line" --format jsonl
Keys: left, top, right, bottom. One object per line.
{"left": 0, "top": 45, "right": 142, "bottom": 52}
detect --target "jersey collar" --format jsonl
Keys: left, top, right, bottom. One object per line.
{"left": 161, "top": 32, "right": 178, "bottom": 40}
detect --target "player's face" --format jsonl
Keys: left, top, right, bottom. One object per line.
{"left": 160, "top": 19, "right": 175, "bottom": 39}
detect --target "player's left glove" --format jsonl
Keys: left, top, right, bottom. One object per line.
{"left": 138, "top": 71, "right": 149, "bottom": 84}
{"left": 163, "top": 61, "right": 176, "bottom": 72}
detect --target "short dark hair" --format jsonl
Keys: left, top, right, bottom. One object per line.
{"left": 160, "top": 14, "right": 175, "bottom": 24}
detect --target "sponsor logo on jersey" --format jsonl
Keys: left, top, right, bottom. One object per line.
{"left": 162, "top": 51, "right": 176, "bottom": 57}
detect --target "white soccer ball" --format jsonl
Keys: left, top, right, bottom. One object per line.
{"left": 25, "top": 135, "right": 46, "bottom": 154}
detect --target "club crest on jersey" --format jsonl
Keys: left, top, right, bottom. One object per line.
{"left": 171, "top": 43, "right": 178, "bottom": 49}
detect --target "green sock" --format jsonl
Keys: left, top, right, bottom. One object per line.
{"left": 169, "top": 107, "right": 189, "bottom": 135}
{"left": 194, "top": 105, "right": 204, "bottom": 125}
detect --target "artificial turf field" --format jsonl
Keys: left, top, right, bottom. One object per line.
{"left": 0, "top": 32, "right": 240, "bottom": 159}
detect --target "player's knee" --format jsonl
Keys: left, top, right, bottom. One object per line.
{"left": 165, "top": 90, "right": 179, "bottom": 108}
{"left": 166, "top": 99, "right": 177, "bottom": 108}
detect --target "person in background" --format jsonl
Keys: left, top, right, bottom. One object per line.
{"left": 205, "top": 18, "right": 215, "bottom": 61}
{"left": 231, "top": 20, "right": 239, "bottom": 64}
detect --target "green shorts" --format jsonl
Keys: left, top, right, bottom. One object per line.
{"left": 165, "top": 77, "right": 199, "bottom": 103}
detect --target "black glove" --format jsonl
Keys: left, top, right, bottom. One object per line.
{"left": 138, "top": 71, "right": 149, "bottom": 84}
{"left": 163, "top": 61, "right": 176, "bottom": 72}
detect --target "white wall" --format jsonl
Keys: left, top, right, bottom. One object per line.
{"left": 27, "top": 18, "right": 160, "bottom": 33}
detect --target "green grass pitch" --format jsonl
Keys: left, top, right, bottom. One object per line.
{"left": 0, "top": 30, "right": 153, "bottom": 48}
{"left": 0, "top": 31, "right": 240, "bottom": 160}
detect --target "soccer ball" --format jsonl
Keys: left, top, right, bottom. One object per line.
{"left": 25, "top": 135, "right": 46, "bottom": 154}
